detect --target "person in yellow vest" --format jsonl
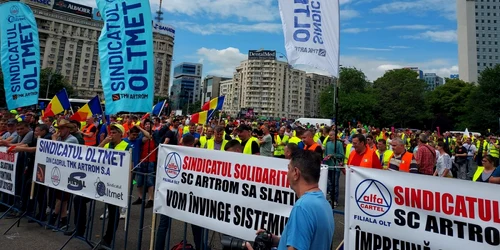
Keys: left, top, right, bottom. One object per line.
{"left": 97, "top": 123, "right": 130, "bottom": 248}
{"left": 344, "top": 142, "right": 354, "bottom": 165}
{"left": 235, "top": 124, "right": 260, "bottom": 155}
{"left": 288, "top": 129, "right": 303, "bottom": 146}
{"left": 204, "top": 126, "right": 227, "bottom": 151}
{"left": 81, "top": 116, "right": 97, "bottom": 146}
{"left": 475, "top": 135, "right": 489, "bottom": 168}
{"left": 488, "top": 136, "right": 499, "bottom": 167}
{"left": 473, "top": 155, "right": 497, "bottom": 182}
{"left": 274, "top": 126, "right": 289, "bottom": 158}
{"left": 199, "top": 127, "right": 213, "bottom": 148}
{"left": 376, "top": 139, "right": 393, "bottom": 170}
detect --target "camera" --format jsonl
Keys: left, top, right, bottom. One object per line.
{"left": 221, "top": 231, "right": 274, "bottom": 250}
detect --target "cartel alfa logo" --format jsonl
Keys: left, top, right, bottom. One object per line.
{"left": 67, "top": 172, "right": 86, "bottom": 191}
{"left": 355, "top": 179, "right": 392, "bottom": 217}
{"left": 164, "top": 152, "right": 181, "bottom": 179}
{"left": 51, "top": 167, "right": 61, "bottom": 186}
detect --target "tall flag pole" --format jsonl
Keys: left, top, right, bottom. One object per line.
{"left": 0, "top": 2, "right": 41, "bottom": 110}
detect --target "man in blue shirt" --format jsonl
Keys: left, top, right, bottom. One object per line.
{"left": 124, "top": 125, "right": 151, "bottom": 168}
{"left": 180, "top": 123, "right": 200, "bottom": 145}
{"left": 246, "top": 150, "right": 334, "bottom": 250}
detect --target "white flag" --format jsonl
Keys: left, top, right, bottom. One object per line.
{"left": 278, "top": 0, "right": 340, "bottom": 77}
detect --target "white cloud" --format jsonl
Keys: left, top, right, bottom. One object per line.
{"left": 196, "top": 47, "right": 247, "bottom": 77}
{"left": 171, "top": 22, "right": 281, "bottom": 35}
{"left": 372, "top": 0, "right": 456, "bottom": 20}
{"left": 388, "top": 46, "right": 411, "bottom": 49}
{"left": 341, "top": 9, "right": 361, "bottom": 20}
{"left": 342, "top": 28, "right": 369, "bottom": 34}
{"left": 349, "top": 47, "right": 393, "bottom": 51}
{"left": 387, "top": 25, "right": 440, "bottom": 30}
{"left": 403, "top": 30, "right": 457, "bottom": 43}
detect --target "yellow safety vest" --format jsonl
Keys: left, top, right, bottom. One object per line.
{"left": 488, "top": 143, "right": 499, "bottom": 158}
{"left": 376, "top": 150, "right": 394, "bottom": 170}
{"left": 473, "top": 167, "right": 485, "bottom": 182}
{"left": 200, "top": 136, "right": 208, "bottom": 148}
{"left": 313, "top": 134, "right": 320, "bottom": 143}
{"left": 288, "top": 136, "right": 301, "bottom": 145}
{"left": 183, "top": 126, "right": 189, "bottom": 134}
{"left": 274, "top": 135, "right": 289, "bottom": 156}
{"left": 322, "top": 137, "right": 329, "bottom": 148}
{"left": 104, "top": 140, "right": 129, "bottom": 151}
{"left": 344, "top": 144, "right": 353, "bottom": 165}
{"left": 206, "top": 139, "right": 227, "bottom": 151}
{"left": 238, "top": 137, "right": 259, "bottom": 155}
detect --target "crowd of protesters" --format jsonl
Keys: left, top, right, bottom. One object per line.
{"left": 1, "top": 107, "right": 500, "bottom": 249}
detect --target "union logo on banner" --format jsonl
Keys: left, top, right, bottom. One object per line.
{"left": 355, "top": 179, "right": 392, "bottom": 217}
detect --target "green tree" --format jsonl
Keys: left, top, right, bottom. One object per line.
{"left": 39, "top": 68, "right": 74, "bottom": 98}
{"left": 373, "top": 69, "right": 429, "bottom": 127}
{"left": 425, "top": 78, "right": 477, "bottom": 131}
{"left": 319, "top": 67, "right": 377, "bottom": 125}
{"left": 467, "top": 64, "right": 500, "bottom": 132}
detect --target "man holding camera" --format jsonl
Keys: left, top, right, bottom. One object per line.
{"left": 245, "top": 150, "right": 334, "bottom": 250}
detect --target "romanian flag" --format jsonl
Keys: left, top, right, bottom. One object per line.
{"left": 152, "top": 100, "right": 167, "bottom": 116}
{"left": 190, "top": 110, "right": 214, "bottom": 124}
{"left": 202, "top": 96, "right": 225, "bottom": 111}
{"left": 70, "top": 96, "right": 103, "bottom": 122}
{"left": 44, "top": 89, "right": 71, "bottom": 118}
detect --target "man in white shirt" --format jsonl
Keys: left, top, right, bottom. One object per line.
{"left": 463, "top": 137, "right": 477, "bottom": 179}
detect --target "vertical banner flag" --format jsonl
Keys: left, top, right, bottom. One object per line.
{"left": 344, "top": 167, "right": 500, "bottom": 250}
{"left": 96, "top": 0, "right": 154, "bottom": 114}
{"left": 0, "top": 147, "right": 18, "bottom": 195}
{"left": 0, "top": 2, "right": 40, "bottom": 110}
{"left": 278, "top": 0, "right": 340, "bottom": 77}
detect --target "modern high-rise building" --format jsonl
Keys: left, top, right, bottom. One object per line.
{"left": 201, "top": 76, "right": 231, "bottom": 103}
{"left": 13, "top": 0, "right": 175, "bottom": 99}
{"left": 423, "top": 73, "right": 444, "bottom": 91}
{"left": 220, "top": 50, "right": 334, "bottom": 119}
{"left": 457, "top": 0, "right": 500, "bottom": 83}
{"left": 171, "top": 63, "right": 203, "bottom": 110}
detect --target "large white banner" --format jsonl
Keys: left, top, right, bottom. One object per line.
{"left": 345, "top": 167, "right": 500, "bottom": 250}
{"left": 0, "top": 147, "right": 18, "bottom": 195}
{"left": 278, "top": 0, "right": 340, "bottom": 77}
{"left": 33, "top": 139, "right": 131, "bottom": 207}
{"left": 154, "top": 145, "right": 328, "bottom": 241}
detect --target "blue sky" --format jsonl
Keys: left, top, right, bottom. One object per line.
{"left": 82, "top": 0, "right": 459, "bottom": 81}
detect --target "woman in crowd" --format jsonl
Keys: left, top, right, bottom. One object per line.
{"left": 434, "top": 141, "right": 453, "bottom": 178}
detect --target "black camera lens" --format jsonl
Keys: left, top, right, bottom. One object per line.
{"left": 221, "top": 235, "right": 247, "bottom": 250}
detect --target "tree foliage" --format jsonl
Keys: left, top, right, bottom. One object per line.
{"left": 373, "top": 69, "right": 429, "bottom": 128}
{"left": 467, "top": 64, "right": 500, "bottom": 132}
{"left": 0, "top": 68, "right": 73, "bottom": 108}
{"left": 425, "top": 78, "right": 477, "bottom": 131}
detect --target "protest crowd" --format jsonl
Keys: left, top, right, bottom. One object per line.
{"left": 1, "top": 103, "right": 500, "bottom": 249}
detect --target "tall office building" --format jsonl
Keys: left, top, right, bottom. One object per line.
{"left": 171, "top": 63, "right": 203, "bottom": 110}
{"left": 423, "top": 73, "right": 444, "bottom": 91}
{"left": 220, "top": 50, "right": 334, "bottom": 119}
{"left": 305, "top": 73, "right": 335, "bottom": 118}
{"left": 13, "top": 0, "right": 175, "bottom": 99}
{"left": 201, "top": 76, "right": 231, "bottom": 103}
{"left": 457, "top": 0, "right": 500, "bottom": 83}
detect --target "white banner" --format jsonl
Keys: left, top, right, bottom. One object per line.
{"left": 154, "top": 145, "right": 328, "bottom": 241}
{"left": 0, "top": 147, "right": 18, "bottom": 195}
{"left": 278, "top": 0, "right": 340, "bottom": 77}
{"left": 344, "top": 167, "right": 500, "bottom": 250}
{"left": 33, "top": 139, "right": 131, "bottom": 207}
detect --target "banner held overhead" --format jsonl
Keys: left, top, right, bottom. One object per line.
{"left": 97, "top": 0, "right": 155, "bottom": 114}
{"left": 0, "top": 1, "right": 41, "bottom": 110}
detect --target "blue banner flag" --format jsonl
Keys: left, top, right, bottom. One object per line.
{"left": 97, "top": 0, "right": 154, "bottom": 115}
{"left": 0, "top": 2, "right": 40, "bottom": 110}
